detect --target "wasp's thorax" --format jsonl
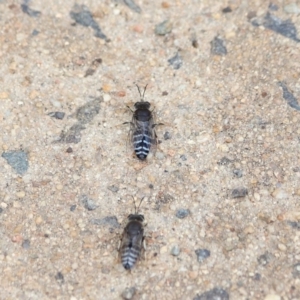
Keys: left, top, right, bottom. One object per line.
{"left": 133, "top": 102, "right": 152, "bottom": 122}
{"left": 126, "top": 214, "right": 144, "bottom": 234}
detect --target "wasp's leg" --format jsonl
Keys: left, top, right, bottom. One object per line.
{"left": 152, "top": 123, "right": 164, "bottom": 128}
{"left": 126, "top": 105, "right": 134, "bottom": 112}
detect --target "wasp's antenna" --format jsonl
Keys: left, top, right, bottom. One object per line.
{"left": 135, "top": 84, "right": 142, "bottom": 99}
{"left": 142, "top": 84, "right": 148, "bottom": 100}
{"left": 135, "top": 84, "right": 148, "bottom": 101}
{"left": 132, "top": 196, "right": 145, "bottom": 214}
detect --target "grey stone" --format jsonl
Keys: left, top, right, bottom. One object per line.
{"left": 70, "top": 4, "right": 108, "bottom": 40}
{"left": 155, "top": 20, "right": 172, "bottom": 35}
{"left": 2, "top": 151, "right": 29, "bottom": 175}
{"left": 124, "top": 0, "right": 141, "bottom": 13}
{"left": 21, "top": 4, "right": 41, "bottom": 17}
{"left": 278, "top": 82, "right": 300, "bottom": 111}
{"left": 195, "top": 249, "right": 210, "bottom": 263}
{"left": 231, "top": 187, "right": 248, "bottom": 198}
{"left": 171, "top": 245, "right": 180, "bottom": 256}
{"left": 233, "top": 169, "right": 243, "bottom": 178}
{"left": 194, "top": 287, "right": 229, "bottom": 300}
{"left": 211, "top": 36, "right": 227, "bottom": 55}
{"left": 108, "top": 185, "right": 119, "bottom": 193}
{"left": 168, "top": 53, "right": 182, "bottom": 70}
{"left": 55, "top": 272, "right": 64, "bottom": 284}
{"left": 81, "top": 195, "right": 98, "bottom": 211}
{"left": 164, "top": 131, "right": 172, "bottom": 140}
{"left": 121, "top": 287, "right": 136, "bottom": 300}
{"left": 252, "top": 13, "right": 300, "bottom": 42}
{"left": 90, "top": 216, "right": 120, "bottom": 228}
{"left": 176, "top": 209, "right": 190, "bottom": 219}
{"left": 48, "top": 112, "right": 65, "bottom": 120}
{"left": 22, "top": 239, "right": 30, "bottom": 249}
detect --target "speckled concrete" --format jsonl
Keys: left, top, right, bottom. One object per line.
{"left": 1, "top": 0, "right": 300, "bottom": 299}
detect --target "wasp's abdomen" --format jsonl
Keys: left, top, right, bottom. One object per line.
{"left": 121, "top": 244, "right": 141, "bottom": 269}
{"left": 133, "top": 127, "right": 152, "bottom": 160}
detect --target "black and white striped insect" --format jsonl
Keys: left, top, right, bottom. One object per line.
{"left": 126, "top": 84, "right": 157, "bottom": 160}
{"left": 119, "top": 197, "right": 146, "bottom": 270}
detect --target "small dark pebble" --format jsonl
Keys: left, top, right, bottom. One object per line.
{"left": 192, "top": 39, "right": 199, "bottom": 48}
{"left": 164, "top": 131, "right": 172, "bottom": 140}
{"left": 108, "top": 185, "right": 119, "bottom": 193}
{"left": 168, "top": 53, "right": 182, "bottom": 70}
{"left": 217, "top": 157, "right": 232, "bottom": 165}
{"left": 121, "top": 287, "right": 136, "bottom": 300}
{"left": 268, "top": 3, "right": 279, "bottom": 11}
{"left": 149, "top": 184, "right": 154, "bottom": 189}
{"left": 162, "top": 91, "right": 168, "bottom": 96}
{"left": 21, "top": 4, "right": 41, "bottom": 17}
{"left": 292, "top": 167, "right": 300, "bottom": 172}
{"left": 222, "top": 6, "right": 232, "bottom": 13}
{"left": 261, "top": 91, "right": 268, "bottom": 98}
{"left": 210, "top": 36, "right": 227, "bottom": 55}
{"left": 231, "top": 187, "right": 248, "bottom": 198}
{"left": 287, "top": 221, "right": 300, "bottom": 230}
{"left": 155, "top": 20, "right": 172, "bottom": 35}
{"left": 176, "top": 208, "right": 190, "bottom": 219}
{"left": 32, "top": 29, "right": 39, "bottom": 36}
{"left": 0, "top": 208, "right": 3, "bottom": 214}
{"left": 124, "top": 0, "right": 141, "bottom": 13}
{"left": 80, "top": 195, "right": 98, "bottom": 211}
{"left": 293, "top": 263, "right": 300, "bottom": 278}
{"left": 84, "top": 58, "right": 102, "bottom": 77}
{"left": 70, "top": 205, "right": 76, "bottom": 212}
{"left": 233, "top": 169, "right": 243, "bottom": 178}
{"left": 180, "top": 155, "right": 187, "bottom": 161}
{"left": 70, "top": 4, "right": 108, "bottom": 40}
{"left": 55, "top": 272, "right": 64, "bottom": 284}
{"left": 254, "top": 273, "right": 261, "bottom": 281}
{"left": 84, "top": 68, "right": 96, "bottom": 77}
{"left": 90, "top": 216, "right": 120, "bottom": 228}
{"left": 2, "top": 150, "right": 29, "bottom": 175}
{"left": 22, "top": 239, "right": 30, "bottom": 249}
{"left": 66, "top": 147, "right": 73, "bottom": 153}
{"left": 195, "top": 249, "right": 210, "bottom": 263}
{"left": 257, "top": 252, "right": 272, "bottom": 266}
{"left": 194, "top": 287, "right": 229, "bottom": 300}
{"left": 278, "top": 82, "right": 300, "bottom": 110}
{"left": 48, "top": 111, "right": 65, "bottom": 120}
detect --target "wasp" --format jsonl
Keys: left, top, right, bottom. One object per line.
{"left": 126, "top": 84, "right": 159, "bottom": 160}
{"left": 119, "top": 197, "right": 146, "bottom": 270}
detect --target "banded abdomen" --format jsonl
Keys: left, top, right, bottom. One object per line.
{"left": 121, "top": 241, "right": 142, "bottom": 270}
{"left": 133, "top": 122, "right": 154, "bottom": 160}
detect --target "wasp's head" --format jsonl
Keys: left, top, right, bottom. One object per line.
{"left": 134, "top": 101, "right": 151, "bottom": 110}
{"left": 128, "top": 214, "right": 144, "bottom": 222}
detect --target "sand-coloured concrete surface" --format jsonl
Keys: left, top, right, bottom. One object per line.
{"left": 1, "top": 0, "right": 300, "bottom": 299}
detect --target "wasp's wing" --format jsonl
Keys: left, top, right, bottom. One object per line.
{"left": 125, "top": 121, "right": 135, "bottom": 157}
{"left": 134, "top": 119, "right": 157, "bottom": 159}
